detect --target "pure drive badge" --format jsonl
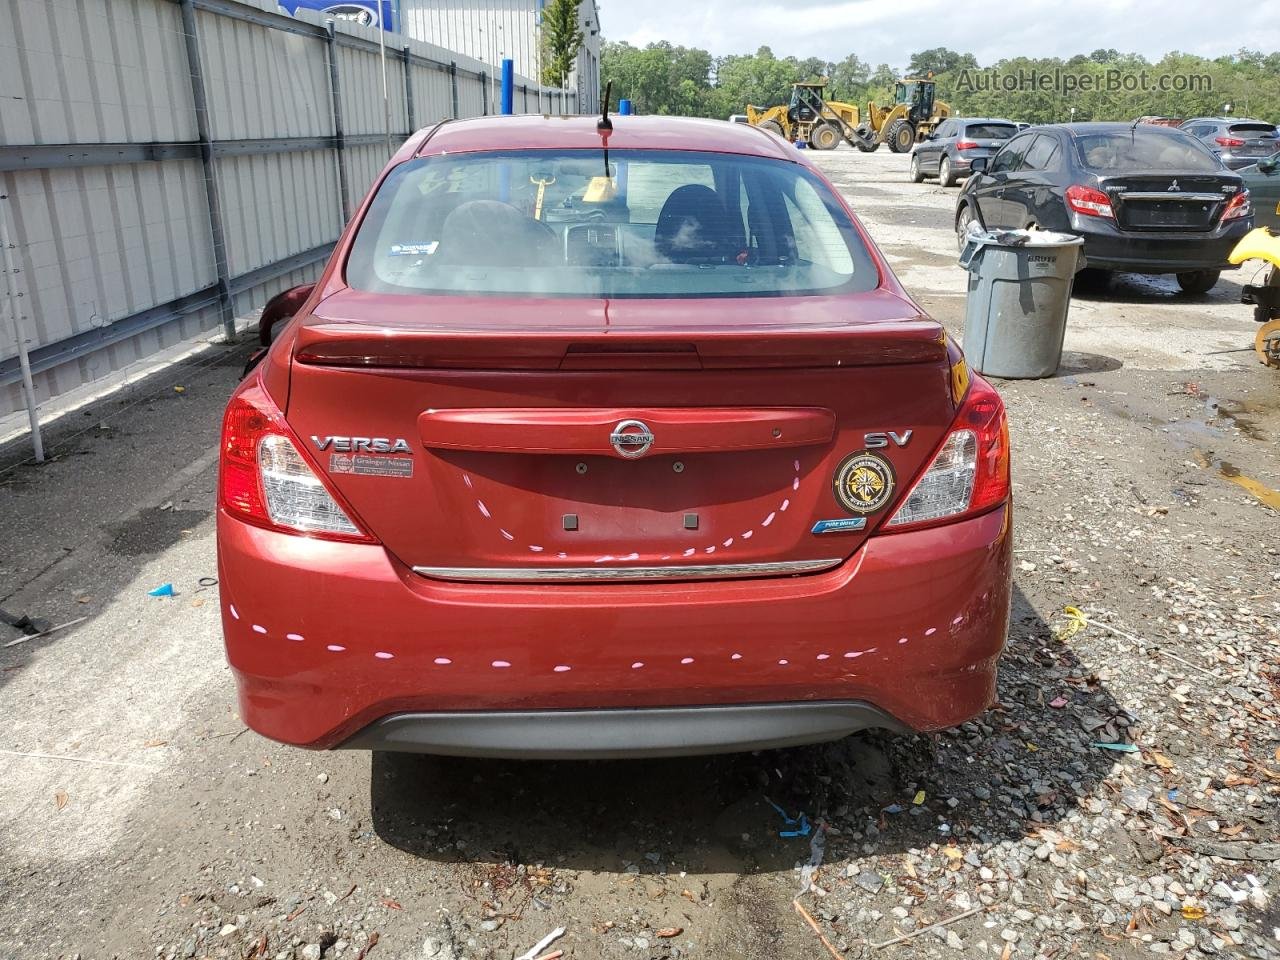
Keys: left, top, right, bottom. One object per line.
{"left": 833, "top": 451, "right": 896, "bottom": 515}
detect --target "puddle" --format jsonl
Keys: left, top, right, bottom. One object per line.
{"left": 1198, "top": 395, "right": 1267, "bottom": 441}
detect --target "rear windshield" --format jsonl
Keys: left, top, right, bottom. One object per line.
{"left": 345, "top": 149, "right": 878, "bottom": 298}
{"left": 964, "top": 123, "right": 1016, "bottom": 140}
{"left": 1075, "top": 129, "right": 1220, "bottom": 172}
{"left": 1229, "top": 123, "right": 1277, "bottom": 136}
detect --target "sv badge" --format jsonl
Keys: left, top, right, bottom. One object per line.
{"left": 863, "top": 430, "right": 913, "bottom": 449}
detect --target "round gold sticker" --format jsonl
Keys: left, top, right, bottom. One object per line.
{"left": 833, "top": 451, "right": 896, "bottom": 515}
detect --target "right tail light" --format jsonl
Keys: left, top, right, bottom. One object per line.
{"left": 884, "top": 376, "right": 1010, "bottom": 531}
{"left": 1222, "top": 190, "right": 1251, "bottom": 221}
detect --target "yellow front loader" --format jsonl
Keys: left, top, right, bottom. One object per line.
{"left": 854, "top": 78, "right": 952, "bottom": 153}
{"left": 746, "top": 81, "right": 864, "bottom": 150}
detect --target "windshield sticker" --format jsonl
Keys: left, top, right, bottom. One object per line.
{"left": 388, "top": 241, "right": 438, "bottom": 257}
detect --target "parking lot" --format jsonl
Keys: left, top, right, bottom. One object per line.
{"left": 1, "top": 144, "right": 1277, "bottom": 960}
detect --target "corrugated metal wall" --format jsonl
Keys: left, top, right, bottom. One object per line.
{"left": 398, "top": 0, "right": 600, "bottom": 113}
{"left": 0, "top": 0, "right": 579, "bottom": 422}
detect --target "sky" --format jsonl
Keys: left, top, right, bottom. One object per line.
{"left": 598, "top": 0, "right": 1280, "bottom": 67}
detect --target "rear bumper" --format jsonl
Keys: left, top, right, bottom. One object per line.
{"left": 1070, "top": 213, "right": 1252, "bottom": 272}
{"left": 340, "top": 701, "right": 910, "bottom": 759}
{"left": 218, "top": 504, "right": 1012, "bottom": 754}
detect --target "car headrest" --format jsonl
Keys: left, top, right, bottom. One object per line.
{"left": 654, "top": 185, "right": 744, "bottom": 264}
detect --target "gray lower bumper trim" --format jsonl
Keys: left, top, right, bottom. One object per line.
{"left": 337, "top": 701, "right": 909, "bottom": 759}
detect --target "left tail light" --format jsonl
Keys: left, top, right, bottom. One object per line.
{"left": 219, "top": 382, "right": 378, "bottom": 543}
{"left": 955, "top": 139, "right": 979, "bottom": 150}
{"left": 884, "top": 376, "right": 1010, "bottom": 531}
{"left": 1065, "top": 184, "right": 1114, "bottom": 219}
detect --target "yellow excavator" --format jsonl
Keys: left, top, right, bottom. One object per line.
{"left": 747, "top": 78, "right": 950, "bottom": 153}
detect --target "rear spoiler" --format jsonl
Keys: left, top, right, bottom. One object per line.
{"left": 294, "top": 322, "right": 947, "bottom": 370}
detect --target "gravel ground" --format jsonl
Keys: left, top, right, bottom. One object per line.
{"left": 1, "top": 145, "right": 1277, "bottom": 960}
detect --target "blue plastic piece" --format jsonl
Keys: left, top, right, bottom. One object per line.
{"left": 148, "top": 583, "right": 174, "bottom": 597}
{"left": 765, "top": 797, "right": 811, "bottom": 838}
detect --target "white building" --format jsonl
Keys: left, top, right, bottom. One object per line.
{"left": 398, "top": 0, "right": 600, "bottom": 112}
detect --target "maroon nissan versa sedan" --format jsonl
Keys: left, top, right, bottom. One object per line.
{"left": 217, "top": 115, "right": 1012, "bottom": 759}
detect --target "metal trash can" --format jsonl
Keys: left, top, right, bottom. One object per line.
{"left": 958, "top": 228, "right": 1085, "bottom": 379}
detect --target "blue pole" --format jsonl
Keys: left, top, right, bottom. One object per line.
{"left": 618, "top": 98, "right": 633, "bottom": 116}
{"left": 501, "top": 59, "right": 514, "bottom": 115}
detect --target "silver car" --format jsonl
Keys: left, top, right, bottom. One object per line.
{"left": 1181, "top": 117, "right": 1280, "bottom": 171}
{"left": 910, "top": 118, "right": 1018, "bottom": 187}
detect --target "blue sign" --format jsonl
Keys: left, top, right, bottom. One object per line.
{"left": 278, "top": 1, "right": 397, "bottom": 32}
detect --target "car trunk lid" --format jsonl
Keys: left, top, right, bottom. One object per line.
{"left": 285, "top": 289, "right": 957, "bottom": 581}
{"left": 1101, "top": 174, "right": 1239, "bottom": 232}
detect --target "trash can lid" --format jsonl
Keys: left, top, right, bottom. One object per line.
{"left": 963, "top": 227, "right": 1083, "bottom": 248}
{"left": 958, "top": 227, "right": 1084, "bottom": 270}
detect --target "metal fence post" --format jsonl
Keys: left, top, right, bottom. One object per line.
{"left": 402, "top": 46, "right": 415, "bottom": 134}
{"left": 449, "top": 61, "right": 459, "bottom": 120}
{"left": 178, "top": 0, "right": 236, "bottom": 342}
{"left": 0, "top": 190, "right": 42, "bottom": 461}
{"left": 480, "top": 71, "right": 488, "bottom": 116}
{"left": 325, "top": 20, "right": 351, "bottom": 221}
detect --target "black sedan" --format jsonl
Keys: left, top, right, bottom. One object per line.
{"left": 955, "top": 123, "right": 1254, "bottom": 293}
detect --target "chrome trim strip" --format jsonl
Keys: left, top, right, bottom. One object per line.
{"left": 412, "top": 558, "right": 844, "bottom": 582}
{"left": 1116, "top": 192, "right": 1223, "bottom": 201}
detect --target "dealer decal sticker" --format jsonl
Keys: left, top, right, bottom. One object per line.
{"left": 388, "top": 241, "right": 438, "bottom": 257}
{"left": 330, "top": 453, "right": 414, "bottom": 478}
{"left": 833, "top": 451, "right": 895, "bottom": 515}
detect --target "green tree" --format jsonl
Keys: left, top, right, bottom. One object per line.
{"left": 907, "top": 47, "right": 978, "bottom": 78}
{"left": 827, "top": 53, "right": 870, "bottom": 102}
{"left": 603, "top": 40, "right": 1280, "bottom": 125}
{"left": 714, "top": 46, "right": 799, "bottom": 111}
{"left": 541, "top": 0, "right": 584, "bottom": 88}
{"left": 601, "top": 41, "right": 714, "bottom": 115}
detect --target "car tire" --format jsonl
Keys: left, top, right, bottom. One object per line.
{"left": 1175, "top": 269, "right": 1220, "bottom": 294}
{"left": 939, "top": 155, "right": 957, "bottom": 188}
{"left": 810, "top": 123, "right": 840, "bottom": 150}
{"left": 758, "top": 119, "right": 785, "bottom": 139}
{"left": 886, "top": 119, "right": 915, "bottom": 153}
{"left": 909, "top": 154, "right": 924, "bottom": 183}
{"left": 1075, "top": 268, "right": 1113, "bottom": 293}
{"left": 955, "top": 204, "right": 976, "bottom": 252}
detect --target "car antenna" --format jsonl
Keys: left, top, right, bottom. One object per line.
{"left": 598, "top": 81, "right": 613, "bottom": 133}
{"left": 583, "top": 82, "right": 617, "bottom": 203}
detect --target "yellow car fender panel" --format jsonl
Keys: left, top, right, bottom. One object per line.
{"left": 1228, "top": 226, "right": 1280, "bottom": 266}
